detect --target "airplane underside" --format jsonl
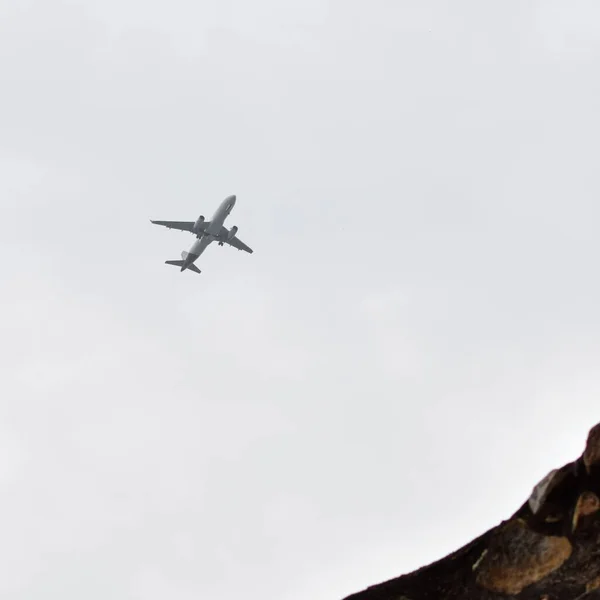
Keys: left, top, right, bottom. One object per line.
{"left": 150, "top": 195, "right": 252, "bottom": 275}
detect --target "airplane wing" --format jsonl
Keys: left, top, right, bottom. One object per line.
{"left": 150, "top": 220, "right": 195, "bottom": 233}
{"left": 150, "top": 220, "right": 211, "bottom": 233}
{"left": 229, "top": 236, "right": 253, "bottom": 253}
{"left": 220, "top": 227, "right": 253, "bottom": 253}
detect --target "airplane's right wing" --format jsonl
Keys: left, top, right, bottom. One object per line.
{"left": 150, "top": 220, "right": 197, "bottom": 233}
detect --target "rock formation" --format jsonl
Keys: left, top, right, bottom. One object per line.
{"left": 344, "top": 423, "right": 600, "bottom": 600}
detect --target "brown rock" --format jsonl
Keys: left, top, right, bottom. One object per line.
{"left": 587, "top": 575, "right": 600, "bottom": 592}
{"left": 572, "top": 491, "right": 600, "bottom": 531}
{"left": 474, "top": 519, "right": 572, "bottom": 595}
{"left": 343, "top": 423, "right": 600, "bottom": 600}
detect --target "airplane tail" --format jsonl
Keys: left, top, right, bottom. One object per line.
{"left": 165, "top": 259, "right": 201, "bottom": 274}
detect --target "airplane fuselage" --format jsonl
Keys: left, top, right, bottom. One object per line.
{"left": 181, "top": 195, "right": 236, "bottom": 271}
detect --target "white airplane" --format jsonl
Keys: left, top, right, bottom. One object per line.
{"left": 150, "top": 194, "right": 253, "bottom": 274}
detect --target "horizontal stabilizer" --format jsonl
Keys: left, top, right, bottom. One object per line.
{"left": 165, "top": 260, "right": 201, "bottom": 274}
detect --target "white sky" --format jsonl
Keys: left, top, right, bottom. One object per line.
{"left": 1, "top": 1, "right": 600, "bottom": 599}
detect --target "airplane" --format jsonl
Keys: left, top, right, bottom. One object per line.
{"left": 150, "top": 194, "right": 253, "bottom": 274}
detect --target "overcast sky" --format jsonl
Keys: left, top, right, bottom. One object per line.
{"left": 1, "top": 1, "right": 600, "bottom": 599}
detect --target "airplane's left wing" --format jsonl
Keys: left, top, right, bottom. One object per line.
{"left": 150, "top": 220, "right": 195, "bottom": 233}
{"left": 228, "top": 236, "right": 253, "bottom": 253}
{"left": 220, "top": 227, "right": 253, "bottom": 253}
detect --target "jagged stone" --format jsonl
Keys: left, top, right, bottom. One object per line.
{"left": 528, "top": 468, "right": 563, "bottom": 515}
{"left": 343, "top": 422, "right": 600, "bottom": 600}
{"left": 572, "top": 491, "right": 600, "bottom": 531}
{"left": 587, "top": 574, "right": 600, "bottom": 593}
{"left": 473, "top": 519, "right": 572, "bottom": 595}
{"left": 584, "top": 424, "right": 600, "bottom": 472}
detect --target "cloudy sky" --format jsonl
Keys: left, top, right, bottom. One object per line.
{"left": 1, "top": 1, "right": 600, "bottom": 598}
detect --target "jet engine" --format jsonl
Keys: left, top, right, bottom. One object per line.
{"left": 227, "top": 225, "right": 238, "bottom": 240}
{"left": 193, "top": 215, "right": 205, "bottom": 234}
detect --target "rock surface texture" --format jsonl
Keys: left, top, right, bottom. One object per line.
{"left": 343, "top": 423, "right": 600, "bottom": 600}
